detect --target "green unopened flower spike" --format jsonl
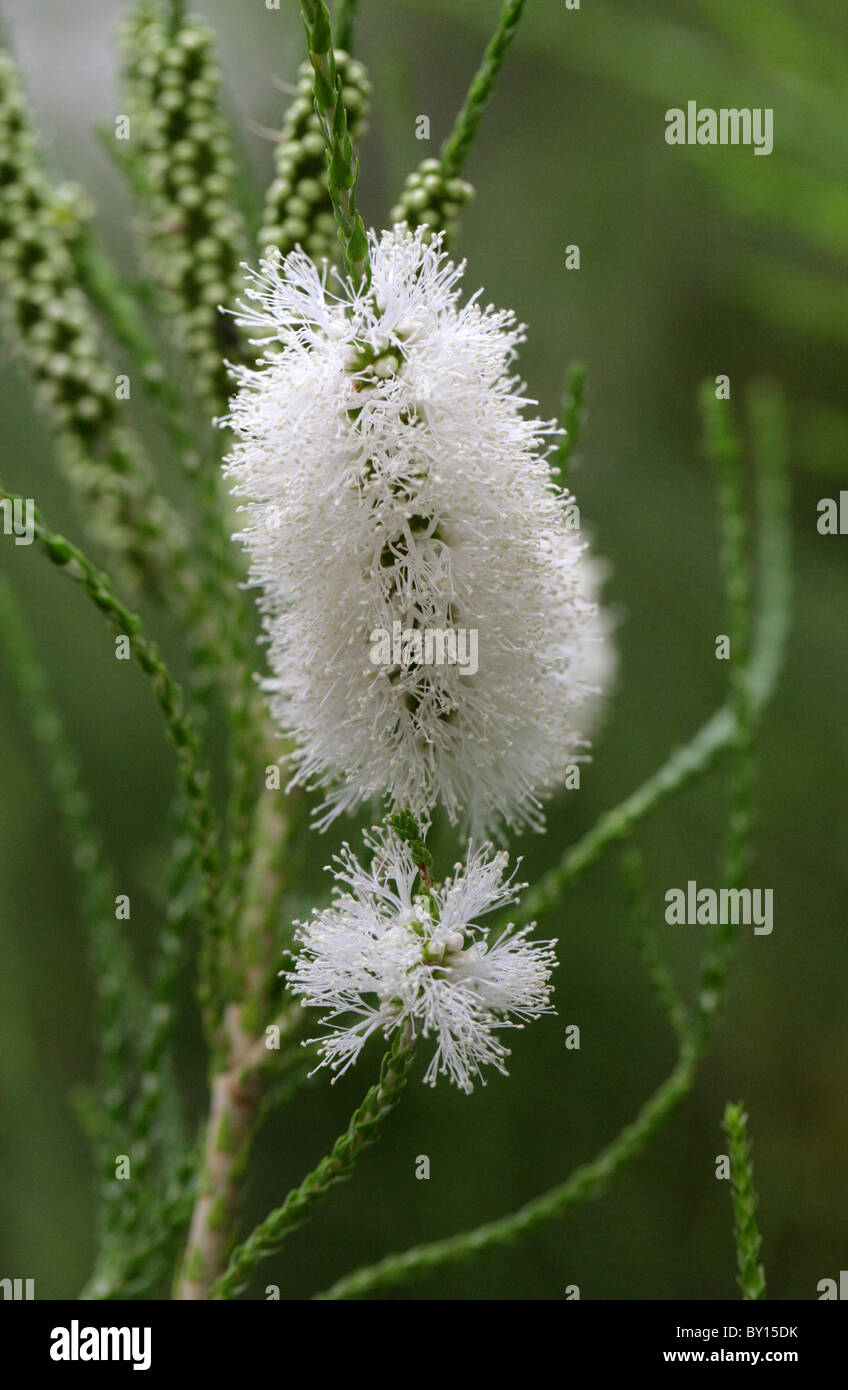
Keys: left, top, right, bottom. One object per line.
{"left": 119, "top": 3, "right": 248, "bottom": 412}
{"left": 389, "top": 158, "right": 474, "bottom": 247}
{"left": 722, "top": 1100, "right": 766, "bottom": 1300}
{"left": 0, "top": 47, "right": 186, "bottom": 597}
{"left": 259, "top": 51, "right": 370, "bottom": 264}
{"left": 0, "top": 53, "right": 115, "bottom": 442}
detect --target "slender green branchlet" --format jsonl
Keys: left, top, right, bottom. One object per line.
{"left": 440, "top": 0, "right": 527, "bottom": 177}
{"left": 0, "top": 485, "right": 224, "bottom": 1020}
{"left": 392, "top": 0, "right": 525, "bottom": 244}
{"left": 260, "top": 51, "right": 371, "bottom": 264}
{"left": 210, "top": 1030, "right": 414, "bottom": 1299}
{"left": 299, "top": 0, "right": 370, "bottom": 287}
{"left": 722, "top": 1101, "right": 767, "bottom": 1300}
{"left": 333, "top": 0, "right": 359, "bottom": 54}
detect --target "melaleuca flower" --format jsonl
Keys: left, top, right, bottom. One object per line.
{"left": 284, "top": 828, "right": 557, "bottom": 1092}
{"left": 224, "top": 225, "right": 614, "bottom": 838}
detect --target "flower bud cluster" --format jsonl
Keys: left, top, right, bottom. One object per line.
{"left": 0, "top": 53, "right": 117, "bottom": 440}
{"left": 119, "top": 6, "right": 248, "bottom": 411}
{"left": 389, "top": 158, "right": 474, "bottom": 246}
{"left": 0, "top": 49, "right": 184, "bottom": 595}
{"left": 259, "top": 50, "right": 371, "bottom": 263}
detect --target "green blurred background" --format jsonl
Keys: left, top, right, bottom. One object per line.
{"left": 1, "top": 0, "right": 846, "bottom": 1299}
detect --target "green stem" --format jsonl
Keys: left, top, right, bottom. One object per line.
{"left": 300, "top": 0, "right": 370, "bottom": 287}
{"left": 210, "top": 1030, "right": 414, "bottom": 1299}
{"left": 440, "top": 0, "right": 527, "bottom": 177}
{"left": 318, "top": 1042, "right": 699, "bottom": 1299}
{"left": 722, "top": 1101, "right": 766, "bottom": 1300}
{"left": 1, "top": 486, "right": 223, "bottom": 1020}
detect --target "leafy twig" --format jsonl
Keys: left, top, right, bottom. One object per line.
{"left": 440, "top": 0, "right": 527, "bottom": 177}
{"left": 722, "top": 1101, "right": 766, "bottom": 1300}
{"left": 300, "top": 0, "right": 370, "bottom": 287}
{"left": 0, "top": 487, "right": 223, "bottom": 1019}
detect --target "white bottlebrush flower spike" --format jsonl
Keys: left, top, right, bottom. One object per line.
{"left": 285, "top": 827, "right": 557, "bottom": 1092}
{"left": 225, "top": 225, "right": 613, "bottom": 838}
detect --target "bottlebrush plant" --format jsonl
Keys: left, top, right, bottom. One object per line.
{"left": 0, "top": 0, "right": 790, "bottom": 1301}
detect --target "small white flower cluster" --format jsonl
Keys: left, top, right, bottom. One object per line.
{"left": 224, "top": 225, "right": 613, "bottom": 839}
{"left": 285, "top": 828, "right": 556, "bottom": 1092}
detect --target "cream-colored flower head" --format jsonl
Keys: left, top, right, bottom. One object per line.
{"left": 224, "top": 226, "right": 614, "bottom": 837}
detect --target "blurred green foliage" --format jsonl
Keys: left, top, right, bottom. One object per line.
{"left": 1, "top": 0, "right": 846, "bottom": 1299}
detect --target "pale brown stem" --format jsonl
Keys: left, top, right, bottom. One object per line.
{"left": 177, "top": 1003, "right": 264, "bottom": 1299}
{"left": 177, "top": 774, "right": 305, "bottom": 1300}
{"left": 177, "top": 1003, "right": 302, "bottom": 1299}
